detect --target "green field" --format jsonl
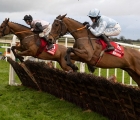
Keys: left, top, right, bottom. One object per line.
{"left": 0, "top": 60, "right": 109, "bottom": 120}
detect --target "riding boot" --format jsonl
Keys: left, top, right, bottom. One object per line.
{"left": 47, "top": 40, "right": 54, "bottom": 50}
{"left": 100, "top": 34, "right": 114, "bottom": 52}
{"left": 42, "top": 37, "right": 54, "bottom": 50}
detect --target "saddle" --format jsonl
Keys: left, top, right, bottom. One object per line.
{"left": 97, "top": 39, "right": 124, "bottom": 58}
{"left": 35, "top": 38, "right": 57, "bottom": 57}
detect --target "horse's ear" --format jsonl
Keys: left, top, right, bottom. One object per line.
{"left": 5, "top": 18, "right": 9, "bottom": 23}
{"left": 60, "top": 14, "right": 67, "bottom": 20}
{"left": 56, "top": 15, "right": 61, "bottom": 19}
{"left": 7, "top": 18, "right": 9, "bottom": 22}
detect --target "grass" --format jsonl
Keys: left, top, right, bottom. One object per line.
{"left": 0, "top": 47, "right": 5, "bottom": 55}
{"left": 0, "top": 60, "right": 108, "bottom": 120}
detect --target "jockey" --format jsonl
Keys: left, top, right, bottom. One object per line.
{"left": 23, "top": 15, "right": 53, "bottom": 50}
{"left": 83, "top": 8, "right": 121, "bottom": 52}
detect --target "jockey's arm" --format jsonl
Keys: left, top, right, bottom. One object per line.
{"left": 33, "top": 22, "right": 43, "bottom": 32}
{"left": 89, "top": 21, "right": 107, "bottom": 36}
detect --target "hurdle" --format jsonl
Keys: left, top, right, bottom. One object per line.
{"left": 7, "top": 57, "right": 140, "bottom": 120}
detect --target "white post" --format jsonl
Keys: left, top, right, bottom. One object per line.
{"left": 65, "top": 38, "right": 68, "bottom": 47}
{"left": 9, "top": 35, "right": 17, "bottom": 85}
{"left": 98, "top": 68, "right": 101, "bottom": 76}
{"left": 130, "top": 77, "right": 132, "bottom": 85}
{"left": 79, "top": 62, "right": 85, "bottom": 73}
{"left": 114, "top": 68, "right": 117, "bottom": 76}
{"left": 106, "top": 69, "right": 109, "bottom": 78}
{"left": 122, "top": 70, "right": 125, "bottom": 84}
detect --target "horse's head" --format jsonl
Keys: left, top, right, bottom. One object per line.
{"left": 0, "top": 18, "right": 11, "bottom": 37}
{"left": 48, "top": 14, "right": 68, "bottom": 43}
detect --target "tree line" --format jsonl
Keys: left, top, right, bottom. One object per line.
{"left": 111, "top": 36, "right": 140, "bottom": 44}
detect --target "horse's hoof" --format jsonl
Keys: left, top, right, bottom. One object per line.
{"left": 1, "top": 56, "right": 6, "bottom": 60}
{"left": 75, "top": 66, "right": 79, "bottom": 71}
{"left": 73, "top": 70, "right": 77, "bottom": 72}
{"left": 17, "top": 56, "right": 24, "bottom": 62}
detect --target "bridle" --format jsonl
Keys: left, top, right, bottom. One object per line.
{"left": 49, "top": 18, "right": 68, "bottom": 40}
{"left": 1, "top": 23, "right": 11, "bottom": 36}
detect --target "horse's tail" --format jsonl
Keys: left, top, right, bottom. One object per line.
{"left": 87, "top": 64, "right": 97, "bottom": 73}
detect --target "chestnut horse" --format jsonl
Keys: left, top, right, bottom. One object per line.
{"left": 0, "top": 18, "right": 74, "bottom": 71}
{"left": 48, "top": 14, "right": 140, "bottom": 87}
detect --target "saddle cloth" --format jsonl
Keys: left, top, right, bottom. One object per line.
{"left": 40, "top": 38, "right": 57, "bottom": 55}
{"left": 98, "top": 39, "right": 124, "bottom": 58}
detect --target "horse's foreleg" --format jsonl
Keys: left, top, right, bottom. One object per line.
{"left": 17, "top": 49, "right": 33, "bottom": 56}
{"left": 70, "top": 48, "right": 97, "bottom": 73}
{"left": 66, "top": 48, "right": 78, "bottom": 71}
{"left": 11, "top": 46, "right": 24, "bottom": 62}
{"left": 11, "top": 46, "right": 17, "bottom": 57}
{"left": 16, "top": 49, "right": 33, "bottom": 62}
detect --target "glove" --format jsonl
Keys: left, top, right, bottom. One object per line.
{"left": 85, "top": 24, "right": 91, "bottom": 29}
{"left": 83, "top": 21, "right": 90, "bottom": 29}
{"left": 83, "top": 21, "right": 89, "bottom": 26}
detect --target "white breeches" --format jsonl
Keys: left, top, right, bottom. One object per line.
{"left": 39, "top": 24, "right": 52, "bottom": 37}
{"left": 104, "top": 23, "right": 121, "bottom": 36}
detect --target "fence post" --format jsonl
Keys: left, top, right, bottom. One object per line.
{"left": 79, "top": 62, "right": 85, "bottom": 72}
{"left": 9, "top": 35, "right": 17, "bottom": 85}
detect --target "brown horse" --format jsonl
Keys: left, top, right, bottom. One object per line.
{"left": 48, "top": 14, "right": 140, "bottom": 87}
{"left": 0, "top": 18, "right": 74, "bottom": 72}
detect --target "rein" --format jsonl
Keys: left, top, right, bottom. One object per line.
{"left": 87, "top": 30, "right": 94, "bottom": 50}
{"left": 77, "top": 37, "right": 97, "bottom": 40}
{"left": 55, "top": 19, "right": 86, "bottom": 36}
{"left": 70, "top": 26, "right": 86, "bottom": 34}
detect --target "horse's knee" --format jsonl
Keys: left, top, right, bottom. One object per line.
{"left": 67, "top": 48, "right": 73, "bottom": 53}
{"left": 86, "top": 57, "right": 92, "bottom": 61}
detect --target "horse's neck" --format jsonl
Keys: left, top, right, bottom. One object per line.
{"left": 64, "top": 18, "right": 97, "bottom": 40}
{"left": 8, "top": 22, "right": 32, "bottom": 40}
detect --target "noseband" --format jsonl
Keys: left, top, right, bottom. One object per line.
{"left": 56, "top": 19, "right": 67, "bottom": 37}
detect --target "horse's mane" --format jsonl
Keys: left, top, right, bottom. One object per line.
{"left": 56, "top": 15, "right": 83, "bottom": 25}
{"left": 67, "top": 17, "right": 83, "bottom": 25}
{"left": 11, "top": 21, "right": 30, "bottom": 29}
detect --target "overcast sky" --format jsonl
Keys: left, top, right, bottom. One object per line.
{"left": 0, "top": 0, "right": 140, "bottom": 40}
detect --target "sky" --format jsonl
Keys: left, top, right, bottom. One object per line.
{"left": 0, "top": 0, "right": 140, "bottom": 40}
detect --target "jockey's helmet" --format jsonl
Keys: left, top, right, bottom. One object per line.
{"left": 88, "top": 8, "right": 101, "bottom": 18}
{"left": 23, "top": 15, "right": 33, "bottom": 21}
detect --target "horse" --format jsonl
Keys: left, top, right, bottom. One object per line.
{"left": 0, "top": 18, "right": 74, "bottom": 72}
{"left": 48, "top": 14, "right": 140, "bottom": 87}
